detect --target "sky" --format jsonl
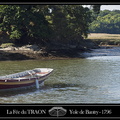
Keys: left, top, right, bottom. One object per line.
{"left": 83, "top": 5, "right": 120, "bottom": 11}
{"left": 101, "top": 5, "right": 120, "bottom": 10}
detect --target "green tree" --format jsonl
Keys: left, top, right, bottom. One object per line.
{"left": 47, "top": 5, "right": 69, "bottom": 43}
{"left": 91, "top": 5, "right": 101, "bottom": 15}
{"left": 0, "top": 5, "right": 51, "bottom": 45}
{"left": 0, "top": 5, "right": 93, "bottom": 47}
{"left": 47, "top": 5, "right": 92, "bottom": 45}
{"left": 89, "top": 10, "right": 120, "bottom": 34}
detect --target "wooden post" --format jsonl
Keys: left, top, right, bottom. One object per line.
{"left": 35, "top": 79, "right": 39, "bottom": 89}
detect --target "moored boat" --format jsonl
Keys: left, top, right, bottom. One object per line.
{"left": 0, "top": 68, "right": 53, "bottom": 90}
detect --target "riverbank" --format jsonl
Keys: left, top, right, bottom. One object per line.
{"left": 0, "top": 40, "right": 98, "bottom": 60}
{"left": 1, "top": 33, "right": 120, "bottom": 61}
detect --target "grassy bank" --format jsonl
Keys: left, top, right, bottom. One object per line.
{"left": 87, "top": 33, "right": 120, "bottom": 46}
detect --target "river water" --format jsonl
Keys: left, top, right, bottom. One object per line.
{"left": 0, "top": 46, "right": 120, "bottom": 103}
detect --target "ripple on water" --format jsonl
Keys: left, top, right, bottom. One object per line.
{"left": 1, "top": 47, "right": 120, "bottom": 103}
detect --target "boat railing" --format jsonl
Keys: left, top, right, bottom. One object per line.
{"left": 0, "top": 69, "right": 48, "bottom": 82}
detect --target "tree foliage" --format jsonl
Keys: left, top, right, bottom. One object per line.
{"left": 91, "top": 5, "right": 101, "bottom": 15}
{"left": 0, "top": 5, "right": 51, "bottom": 44}
{"left": 47, "top": 5, "right": 92, "bottom": 44}
{"left": 89, "top": 10, "right": 120, "bottom": 34}
{"left": 0, "top": 5, "right": 93, "bottom": 46}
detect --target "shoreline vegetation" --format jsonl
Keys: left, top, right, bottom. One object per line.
{"left": 1, "top": 33, "right": 120, "bottom": 61}
{"left": 0, "top": 39, "right": 98, "bottom": 61}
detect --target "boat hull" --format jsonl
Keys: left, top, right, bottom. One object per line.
{"left": 0, "top": 79, "right": 45, "bottom": 89}
{"left": 0, "top": 68, "right": 53, "bottom": 90}
{"left": 0, "top": 78, "right": 46, "bottom": 89}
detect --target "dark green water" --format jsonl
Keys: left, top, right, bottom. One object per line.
{"left": 0, "top": 47, "right": 120, "bottom": 103}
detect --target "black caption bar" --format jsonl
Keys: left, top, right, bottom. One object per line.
{"left": 0, "top": 104, "right": 119, "bottom": 119}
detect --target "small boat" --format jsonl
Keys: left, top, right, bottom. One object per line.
{"left": 0, "top": 68, "right": 53, "bottom": 90}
